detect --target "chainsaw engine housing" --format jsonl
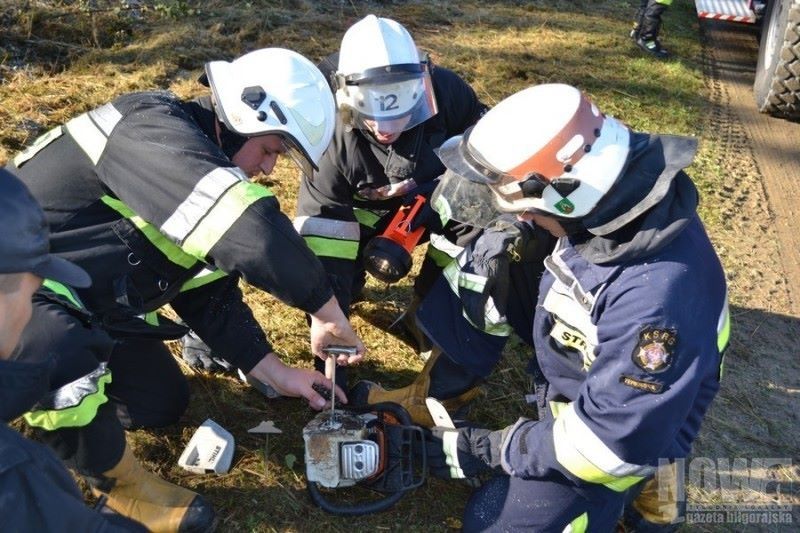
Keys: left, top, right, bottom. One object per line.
{"left": 302, "top": 403, "right": 426, "bottom": 516}
{"left": 303, "top": 411, "right": 380, "bottom": 488}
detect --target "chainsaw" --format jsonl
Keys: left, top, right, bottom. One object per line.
{"left": 303, "top": 347, "right": 427, "bottom": 516}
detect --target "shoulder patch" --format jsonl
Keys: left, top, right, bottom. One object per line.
{"left": 632, "top": 326, "right": 676, "bottom": 373}
{"left": 619, "top": 374, "right": 664, "bottom": 394}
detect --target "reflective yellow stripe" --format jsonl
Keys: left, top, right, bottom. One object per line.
{"left": 353, "top": 207, "right": 382, "bottom": 228}
{"left": 182, "top": 181, "right": 273, "bottom": 258}
{"left": 442, "top": 261, "right": 511, "bottom": 336}
{"left": 717, "top": 302, "right": 730, "bottom": 354}
{"left": 563, "top": 512, "right": 588, "bottom": 533}
{"left": 549, "top": 400, "right": 569, "bottom": 418}
{"left": 100, "top": 196, "right": 198, "bottom": 268}
{"left": 23, "top": 372, "right": 112, "bottom": 430}
{"left": 432, "top": 194, "right": 451, "bottom": 227}
{"left": 552, "top": 403, "right": 650, "bottom": 492}
{"left": 42, "top": 279, "right": 83, "bottom": 308}
{"left": 426, "top": 244, "right": 454, "bottom": 268}
{"left": 180, "top": 268, "right": 228, "bottom": 292}
{"left": 716, "top": 297, "right": 730, "bottom": 380}
{"left": 303, "top": 236, "right": 359, "bottom": 260}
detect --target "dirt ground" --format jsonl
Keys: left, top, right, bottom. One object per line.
{"left": 689, "top": 18, "right": 800, "bottom": 530}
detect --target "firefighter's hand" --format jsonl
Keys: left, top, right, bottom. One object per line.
{"left": 425, "top": 424, "right": 510, "bottom": 480}
{"left": 249, "top": 353, "right": 347, "bottom": 410}
{"left": 309, "top": 296, "right": 366, "bottom": 364}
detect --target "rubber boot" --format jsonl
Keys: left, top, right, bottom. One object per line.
{"left": 349, "top": 347, "right": 482, "bottom": 427}
{"left": 389, "top": 295, "right": 434, "bottom": 358}
{"left": 91, "top": 443, "right": 217, "bottom": 533}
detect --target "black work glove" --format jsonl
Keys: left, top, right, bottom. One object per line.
{"left": 406, "top": 199, "right": 446, "bottom": 234}
{"left": 180, "top": 330, "right": 233, "bottom": 373}
{"left": 425, "top": 424, "right": 512, "bottom": 480}
{"left": 403, "top": 180, "right": 446, "bottom": 234}
{"left": 459, "top": 216, "right": 522, "bottom": 330}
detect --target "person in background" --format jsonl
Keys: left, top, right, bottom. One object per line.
{"left": 631, "top": 0, "right": 673, "bottom": 58}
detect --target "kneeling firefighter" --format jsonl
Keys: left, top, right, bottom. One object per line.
{"left": 417, "top": 84, "right": 728, "bottom": 530}
{"left": 350, "top": 208, "right": 556, "bottom": 427}
{"left": 6, "top": 48, "right": 363, "bottom": 532}
{"left": 293, "top": 15, "right": 488, "bottom": 378}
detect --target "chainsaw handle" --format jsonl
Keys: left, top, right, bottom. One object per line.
{"left": 307, "top": 482, "right": 405, "bottom": 517}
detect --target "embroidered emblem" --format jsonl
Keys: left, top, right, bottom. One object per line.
{"left": 619, "top": 374, "right": 664, "bottom": 394}
{"left": 632, "top": 326, "right": 677, "bottom": 373}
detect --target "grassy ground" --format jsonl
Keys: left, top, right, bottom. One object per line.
{"left": 1, "top": 1, "right": 798, "bottom": 531}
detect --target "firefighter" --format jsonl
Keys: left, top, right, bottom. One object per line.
{"left": 631, "top": 0, "right": 673, "bottom": 58}
{"left": 423, "top": 83, "right": 729, "bottom": 531}
{"left": 5, "top": 48, "right": 364, "bottom": 532}
{"left": 0, "top": 169, "right": 145, "bottom": 531}
{"left": 349, "top": 213, "right": 557, "bottom": 427}
{"left": 292, "top": 15, "right": 487, "bottom": 367}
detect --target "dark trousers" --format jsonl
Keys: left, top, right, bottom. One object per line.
{"left": 14, "top": 296, "right": 190, "bottom": 475}
{"left": 634, "top": 0, "right": 670, "bottom": 40}
{"left": 463, "top": 474, "right": 626, "bottom": 532}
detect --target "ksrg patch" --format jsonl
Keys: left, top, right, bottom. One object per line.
{"left": 632, "top": 326, "right": 677, "bottom": 373}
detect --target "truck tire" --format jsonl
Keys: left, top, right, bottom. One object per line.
{"left": 754, "top": 0, "right": 800, "bottom": 118}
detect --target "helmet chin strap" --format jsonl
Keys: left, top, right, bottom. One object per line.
{"left": 214, "top": 117, "right": 248, "bottom": 159}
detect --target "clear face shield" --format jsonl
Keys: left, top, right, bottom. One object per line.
{"left": 280, "top": 136, "right": 316, "bottom": 181}
{"left": 431, "top": 169, "right": 512, "bottom": 229}
{"left": 337, "top": 62, "right": 438, "bottom": 136}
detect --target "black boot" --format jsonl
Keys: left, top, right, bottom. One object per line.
{"left": 636, "top": 1, "right": 670, "bottom": 58}
{"left": 389, "top": 295, "right": 434, "bottom": 357}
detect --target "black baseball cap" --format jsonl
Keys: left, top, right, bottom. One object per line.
{"left": 0, "top": 169, "right": 91, "bottom": 288}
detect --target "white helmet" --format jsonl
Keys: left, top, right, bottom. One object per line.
{"left": 204, "top": 48, "right": 335, "bottom": 178}
{"left": 435, "top": 83, "right": 630, "bottom": 226}
{"left": 335, "top": 15, "right": 438, "bottom": 136}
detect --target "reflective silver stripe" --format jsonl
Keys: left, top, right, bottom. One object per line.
{"left": 717, "top": 296, "right": 729, "bottom": 333}
{"left": 293, "top": 215, "right": 361, "bottom": 240}
{"left": 89, "top": 103, "right": 123, "bottom": 136}
{"left": 32, "top": 363, "right": 109, "bottom": 410}
{"left": 554, "top": 403, "right": 656, "bottom": 479}
{"left": 442, "top": 430, "right": 466, "bottom": 479}
{"left": 442, "top": 257, "right": 511, "bottom": 336}
{"left": 13, "top": 126, "right": 64, "bottom": 167}
{"left": 160, "top": 167, "right": 244, "bottom": 243}
{"left": 66, "top": 114, "right": 107, "bottom": 164}
{"left": 429, "top": 233, "right": 464, "bottom": 259}
{"left": 542, "top": 284, "right": 599, "bottom": 347}
{"left": 64, "top": 104, "right": 122, "bottom": 164}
